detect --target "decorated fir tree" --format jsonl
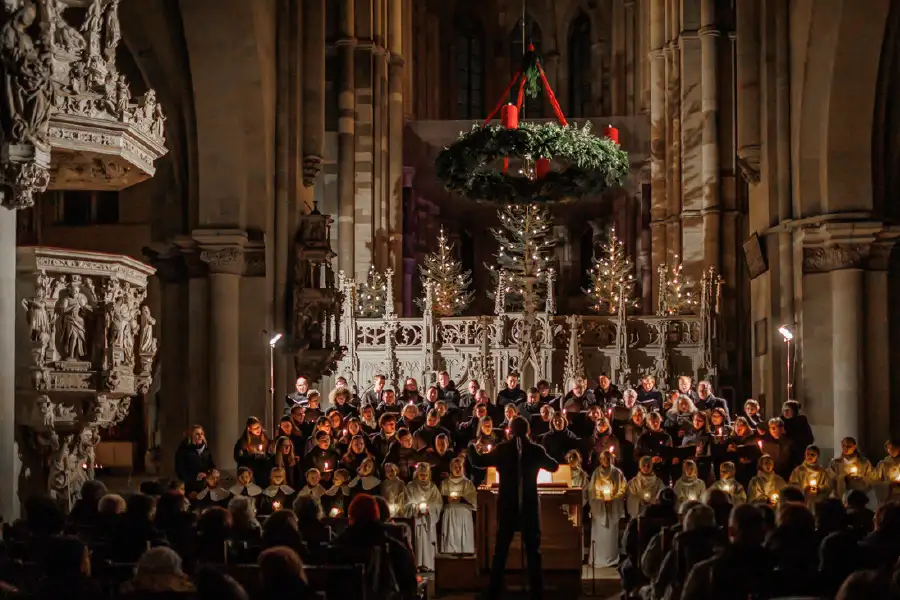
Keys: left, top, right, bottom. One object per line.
{"left": 486, "top": 204, "right": 558, "bottom": 311}
{"left": 657, "top": 256, "right": 698, "bottom": 315}
{"left": 584, "top": 228, "right": 637, "bottom": 314}
{"left": 416, "top": 227, "right": 473, "bottom": 316}
{"left": 356, "top": 266, "right": 388, "bottom": 318}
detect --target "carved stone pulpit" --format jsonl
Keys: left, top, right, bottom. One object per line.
{"left": 16, "top": 246, "right": 157, "bottom": 510}
{"left": 1, "top": 0, "right": 168, "bottom": 209}
{"left": 291, "top": 208, "right": 344, "bottom": 381}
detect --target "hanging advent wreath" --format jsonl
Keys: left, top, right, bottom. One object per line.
{"left": 435, "top": 45, "right": 630, "bottom": 205}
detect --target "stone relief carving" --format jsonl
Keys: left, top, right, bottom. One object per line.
{"left": 1, "top": 0, "right": 167, "bottom": 207}
{"left": 200, "top": 247, "right": 244, "bottom": 275}
{"left": 17, "top": 247, "right": 157, "bottom": 510}
{"left": 802, "top": 245, "right": 869, "bottom": 274}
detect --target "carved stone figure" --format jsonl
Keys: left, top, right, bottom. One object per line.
{"left": 115, "top": 73, "right": 129, "bottom": 115}
{"left": 138, "top": 305, "right": 157, "bottom": 355}
{"left": 102, "top": 0, "right": 120, "bottom": 61}
{"left": 59, "top": 276, "right": 90, "bottom": 360}
{"left": 81, "top": 0, "right": 103, "bottom": 58}
{"left": 49, "top": 0, "right": 85, "bottom": 55}
{"left": 1, "top": 2, "right": 53, "bottom": 146}
{"left": 22, "top": 272, "right": 53, "bottom": 364}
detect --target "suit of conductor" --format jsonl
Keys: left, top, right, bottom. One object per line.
{"left": 467, "top": 416, "right": 559, "bottom": 600}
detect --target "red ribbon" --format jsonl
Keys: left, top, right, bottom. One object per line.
{"left": 484, "top": 70, "right": 523, "bottom": 126}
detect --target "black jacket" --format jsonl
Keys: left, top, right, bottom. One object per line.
{"left": 695, "top": 394, "right": 730, "bottom": 422}
{"left": 538, "top": 428, "right": 579, "bottom": 462}
{"left": 174, "top": 440, "right": 215, "bottom": 491}
{"left": 594, "top": 383, "right": 624, "bottom": 408}
{"left": 467, "top": 437, "right": 558, "bottom": 522}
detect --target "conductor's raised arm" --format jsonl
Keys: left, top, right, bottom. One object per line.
{"left": 535, "top": 444, "right": 560, "bottom": 473}
{"left": 467, "top": 443, "right": 498, "bottom": 468}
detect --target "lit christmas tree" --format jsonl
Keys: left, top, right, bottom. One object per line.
{"left": 486, "top": 204, "right": 558, "bottom": 311}
{"left": 416, "top": 227, "right": 474, "bottom": 316}
{"left": 356, "top": 266, "right": 388, "bottom": 318}
{"left": 584, "top": 228, "right": 637, "bottom": 314}
{"left": 657, "top": 256, "right": 698, "bottom": 315}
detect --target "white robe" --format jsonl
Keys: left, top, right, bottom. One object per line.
{"left": 569, "top": 467, "right": 590, "bottom": 506}
{"left": 747, "top": 471, "right": 787, "bottom": 503}
{"left": 380, "top": 478, "right": 407, "bottom": 517}
{"left": 874, "top": 455, "right": 900, "bottom": 505}
{"left": 673, "top": 476, "right": 706, "bottom": 509}
{"left": 404, "top": 480, "right": 443, "bottom": 570}
{"left": 788, "top": 463, "right": 831, "bottom": 507}
{"left": 708, "top": 478, "right": 746, "bottom": 505}
{"left": 829, "top": 455, "right": 874, "bottom": 499}
{"left": 440, "top": 476, "right": 477, "bottom": 554}
{"left": 228, "top": 483, "right": 262, "bottom": 498}
{"left": 626, "top": 473, "right": 665, "bottom": 518}
{"left": 587, "top": 466, "right": 626, "bottom": 567}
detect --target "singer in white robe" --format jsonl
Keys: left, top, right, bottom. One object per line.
{"left": 708, "top": 461, "right": 747, "bottom": 505}
{"left": 404, "top": 462, "right": 443, "bottom": 571}
{"left": 626, "top": 456, "right": 666, "bottom": 517}
{"left": 587, "top": 450, "right": 626, "bottom": 567}
{"left": 380, "top": 462, "right": 408, "bottom": 518}
{"left": 788, "top": 446, "right": 832, "bottom": 508}
{"left": 874, "top": 442, "right": 900, "bottom": 505}
{"left": 748, "top": 455, "right": 788, "bottom": 504}
{"left": 673, "top": 460, "right": 707, "bottom": 509}
{"left": 828, "top": 437, "right": 874, "bottom": 501}
{"left": 440, "top": 457, "right": 477, "bottom": 554}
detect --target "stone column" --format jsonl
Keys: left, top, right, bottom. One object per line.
{"left": 197, "top": 238, "right": 245, "bottom": 471}
{"left": 0, "top": 208, "right": 17, "bottom": 520}
{"left": 831, "top": 268, "right": 863, "bottom": 454}
{"left": 648, "top": 0, "right": 667, "bottom": 306}
{"left": 700, "top": 0, "right": 720, "bottom": 270}
{"left": 337, "top": 0, "right": 357, "bottom": 274}
{"left": 388, "top": 0, "right": 405, "bottom": 312}
{"left": 303, "top": 0, "right": 326, "bottom": 187}
{"left": 145, "top": 249, "right": 189, "bottom": 477}
{"left": 735, "top": 0, "right": 761, "bottom": 183}
{"left": 664, "top": 3, "right": 681, "bottom": 259}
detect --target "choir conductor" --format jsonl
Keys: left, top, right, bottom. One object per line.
{"left": 468, "top": 415, "right": 559, "bottom": 600}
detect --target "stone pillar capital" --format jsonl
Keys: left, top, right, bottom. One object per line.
{"left": 800, "top": 221, "right": 900, "bottom": 273}
{"left": 143, "top": 245, "right": 188, "bottom": 284}
{"left": 193, "top": 229, "right": 248, "bottom": 275}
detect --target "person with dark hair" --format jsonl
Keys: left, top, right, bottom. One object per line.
{"left": 110, "top": 493, "right": 168, "bottom": 562}
{"left": 194, "top": 507, "right": 233, "bottom": 564}
{"left": 258, "top": 547, "right": 315, "bottom": 600}
{"left": 467, "top": 416, "right": 559, "bottom": 600}
{"left": 329, "top": 494, "right": 418, "bottom": 600}
{"left": 594, "top": 373, "right": 623, "bottom": 410}
{"left": 233, "top": 416, "right": 271, "bottom": 486}
{"left": 194, "top": 567, "right": 249, "bottom": 600}
{"left": 261, "top": 509, "right": 307, "bottom": 558}
{"left": 292, "top": 495, "right": 331, "bottom": 562}
{"left": 69, "top": 479, "right": 107, "bottom": 530}
{"left": 517, "top": 387, "right": 543, "bottom": 419}
{"left": 766, "top": 503, "right": 821, "bottom": 597}
{"left": 174, "top": 424, "right": 215, "bottom": 493}
{"left": 844, "top": 489, "right": 876, "bottom": 539}
{"left": 859, "top": 501, "right": 900, "bottom": 571}
{"left": 874, "top": 438, "right": 900, "bottom": 503}
{"left": 652, "top": 504, "right": 725, "bottom": 600}
{"left": 836, "top": 570, "right": 900, "bottom": 600}
{"left": 819, "top": 499, "right": 861, "bottom": 597}
{"left": 381, "top": 428, "right": 422, "bottom": 481}
{"left": 36, "top": 536, "right": 103, "bottom": 600}
{"left": 781, "top": 400, "right": 814, "bottom": 469}
{"left": 154, "top": 491, "right": 196, "bottom": 559}
{"left": 680, "top": 504, "right": 774, "bottom": 600}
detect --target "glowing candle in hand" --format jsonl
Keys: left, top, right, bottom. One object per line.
{"left": 418, "top": 502, "right": 427, "bottom": 514}
{"left": 329, "top": 507, "right": 340, "bottom": 517}
{"left": 324, "top": 461, "right": 330, "bottom": 471}
{"left": 643, "top": 492, "right": 650, "bottom": 501}
{"left": 450, "top": 492, "right": 459, "bottom": 500}
{"left": 601, "top": 485, "right": 611, "bottom": 500}
{"left": 272, "top": 501, "right": 282, "bottom": 511}
{"left": 770, "top": 492, "right": 779, "bottom": 504}
{"left": 258, "top": 444, "right": 264, "bottom": 452}
{"left": 850, "top": 465, "right": 858, "bottom": 476}
{"left": 757, "top": 440, "right": 763, "bottom": 450}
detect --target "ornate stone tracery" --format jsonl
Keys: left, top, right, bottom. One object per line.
{"left": 16, "top": 246, "right": 157, "bottom": 511}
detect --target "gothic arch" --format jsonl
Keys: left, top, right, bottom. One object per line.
{"left": 557, "top": 1, "right": 608, "bottom": 47}
{"left": 792, "top": 0, "right": 890, "bottom": 218}
{"left": 119, "top": 0, "right": 196, "bottom": 239}
{"left": 178, "top": 0, "right": 277, "bottom": 230}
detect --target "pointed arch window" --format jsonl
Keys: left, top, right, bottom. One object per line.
{"left": 456, "top": 19, "right": 485, "bottom": 119}
{"left": 569, "top": 13, "right": 592, "bottom": 117}
{"left": 510, "top": 16, "right": 543, "bottom": 119}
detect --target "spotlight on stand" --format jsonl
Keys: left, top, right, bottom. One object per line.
{"left": 266, "top": 332, "right": 283, "bottom": 434}
{"left": 778, "top": 325, "right": 794, "bottom": 400}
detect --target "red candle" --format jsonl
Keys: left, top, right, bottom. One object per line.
{"left": 604, "top": 125, "right": 619, "bottom": 144}
{"left": 535, "top": 158, "right": 551, "bottom": 179}
{"left": 501, "top": 104, "right": 519, "bottom": 130}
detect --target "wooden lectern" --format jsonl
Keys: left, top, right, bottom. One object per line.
{"left": 473, "top": 466, "right": 583, "bottom": 593}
